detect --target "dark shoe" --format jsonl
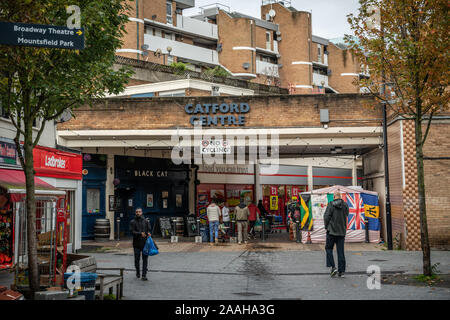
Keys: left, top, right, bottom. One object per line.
{"left": 338, "top": 272, "right": 345, "bottom": 278}
{"left": 136, "top": 273, "right": 140, "bottom": 279}
{"left": 330, "top": 268, "right": 338, "bottom": 277}
{"left": 142, "top": 276, "right": 148, "bottom": 281}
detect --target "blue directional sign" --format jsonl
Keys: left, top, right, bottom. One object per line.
{"left": 0, "top": 21, "right": 84, "bottom": 50}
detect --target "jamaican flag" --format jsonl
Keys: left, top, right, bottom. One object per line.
{"left": 300, "top": 194, "right": 313, "bottom": 231}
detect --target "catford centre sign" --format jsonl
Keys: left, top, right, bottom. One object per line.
{"left": 185, "top": 102, "right": 250, "bottom": 126}
{"left": 0, "top": 21, "right": 84, "bottom": 50}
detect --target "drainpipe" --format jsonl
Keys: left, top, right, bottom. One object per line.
{"left": 136, "top": 0, "right": 140, "bottom": 60}
{"left": 192, "top": 164, "right": 199, "bottom": 216}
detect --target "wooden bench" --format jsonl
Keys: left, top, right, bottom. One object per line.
{"left": 66, "top": 254, "right": 124, "bottom": 300}
{"left": 95, "top": 268, "right": 124, "bottom": 300}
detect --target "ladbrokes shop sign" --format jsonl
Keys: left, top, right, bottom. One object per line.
{"left": 184, "top": 102, "right": 250, "bottom": 126}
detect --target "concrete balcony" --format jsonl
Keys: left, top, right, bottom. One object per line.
{"left": 176, "top": 15, "right": 218, "bottom": 40}
{"left": 312, "top": 73, "right": 329, "bottom": 87}
{"left": 175, "top": 0, "right": 195, "bottom": 9}
{"left": 144, "top": 34, "right": 219, "bottom": 66}
{"left": 256, "top": 60, "right": 280, "bottom": 78}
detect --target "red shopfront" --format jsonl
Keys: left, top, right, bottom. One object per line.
{"left": 33, "top": 146, "right": 82, "bottom": 253}
{"left": 196, "top": 184, "right": 255, "bottom": 224}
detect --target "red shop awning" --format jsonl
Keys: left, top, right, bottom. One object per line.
{"left": 0, "top": 168, "right": 65, "bottom": 201}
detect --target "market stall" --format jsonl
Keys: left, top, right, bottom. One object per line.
{"left": 0, "top": 168, "right": 68, "bottom": 287}
{"left": 300, "top": 185, "right": 381, "bottom": 243}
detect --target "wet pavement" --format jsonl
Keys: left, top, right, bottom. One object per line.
{"left": 85, "top": 239, "right": 450, "bottom": 300}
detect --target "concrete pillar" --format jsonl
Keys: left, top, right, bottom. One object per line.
{"left": 307, "top": 165, "right": 313, "bottom": 191}
{"left": 352, "top": 157, "right": 357, "bottom": 186}
{"left": 106, "top": 154, "right": 115, "bottom": 240}
{"left": 255, "top": 162, "right": 261, "bottom": 201}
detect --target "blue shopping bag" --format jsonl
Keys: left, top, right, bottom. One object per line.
{"left": 143, "top": 236, "right": 159, "bottom": 256}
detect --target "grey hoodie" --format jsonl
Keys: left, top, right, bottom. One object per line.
{"left": 323, "top": 199, "right": 349, "bottom": 237}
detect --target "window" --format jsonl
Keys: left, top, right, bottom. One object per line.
{"left": 87, "top": 188, "right": 100, "bottom": 214}
{"left": 164, "top": 32, "right": 173, "bottom": 40}
{"left": 167, "top": 55, "right": 174, "bottom": 65}
{"left": 166, "top": 1, "right": 173, "bottom": 25}
{"left": 317, "top": 44, "right": 322, "bottom": 63}
{"left": 0, "top": 101, "right": 10, "bottom": 119}
{"left": 266, "top": 31, "right": 271, "bottom": 50}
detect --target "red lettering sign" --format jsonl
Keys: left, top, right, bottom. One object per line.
{"left": 33, "top": 146, "right": 82, "bottom": 180}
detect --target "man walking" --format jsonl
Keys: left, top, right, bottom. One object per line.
{"left": 129, "top": 207, "right": 151, "bottom": 281}
{"left": 235, "top": 200, "right": 250, "bottom": 244}
{"left": 324, "top": 192, "right": 349, "bottom": 278}
{"left": 247, "top": 201, "right": 260, "bottom": 239}
{"left": 207, "top": 200, "right": 221, "bottom": 245}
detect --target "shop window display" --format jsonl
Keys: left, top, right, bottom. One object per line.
{"left": 0, "top": 190, "right": 12, "bottom": 269}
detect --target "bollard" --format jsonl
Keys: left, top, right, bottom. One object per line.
{"left": 116, "top": 218, "right": 120, "bottom": 241}
{"left": 365, "top": 218, "right": 370, "bottom": 243}
{"left": 295, "top": 219, "right": 301, "bottom": 243}
{"left": 261, "top": 218, "right": 266, "bottom": 242}
{"left": 196, "top": 218, "right": 200, "bottom": 236}
{"left": 231, "top": 218, "right": 236, "bottom": 237}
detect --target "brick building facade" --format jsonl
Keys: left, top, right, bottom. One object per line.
{"left": 117, "top": 0, "right": 365, "bottom": 94}
{"left": 56, "top": 94, "right": 450, "bottom": 249}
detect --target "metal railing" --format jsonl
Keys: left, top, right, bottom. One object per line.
{"left": 115, "top": 56, "right": 288, "bottom": 95}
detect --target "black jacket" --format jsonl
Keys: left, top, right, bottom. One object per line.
{"left": 129, "top": 215, "right": 151, "bottom": 249}
{"left": 324, "top": 199, "right": 349, "bottom": 237}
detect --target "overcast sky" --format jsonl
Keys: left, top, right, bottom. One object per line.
{"left": 183, "top": 0, "right": 360, "bottom": 39}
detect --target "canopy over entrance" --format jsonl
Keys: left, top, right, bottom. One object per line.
{"left": 0, "top": 168, "right": 65, "bottom": 201}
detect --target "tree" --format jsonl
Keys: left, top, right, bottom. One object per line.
{"left": 346, "top": 0, "right": 449, "bottom": 275}
{"left": 0, "top": 0, "right": 133, "bottom": 293}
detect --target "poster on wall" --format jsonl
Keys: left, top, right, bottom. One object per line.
{"left": 292, "top": 187, "right": 299, "bottom": 201}
{"left": 163, "top": 199, "right": 168, "bottom": 209}
{"left": 198, "top": 206, "right": 207, "bottom": 225}
{"left": 240, "top": 190, "right": 253, "bottom": 204}
{"left": 146, "top": 194, "right": 154, "bottom": 208}
{"left": 176, "top": 194, "right": 182, "bottom": 207}
{"left": 226, "top": 189, "right": 240, "bottom": 207}
{"left": 270, "top": 196, "right": 278, "bottom": 210}
{"left": 162, "top": 191, "right": 169, "bottom": 199}
{"left": 198, "top": 193, "right": 208, "bottom": 206}
{"left": 311, "top": 194, "right": 331, "bottom": 220}
{"left": 210, "top": 189, "right": 225, "bottom": 204}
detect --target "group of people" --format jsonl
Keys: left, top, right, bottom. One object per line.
{"left": 206, "top": 199, "right": 268, "bottom": 245}
{"left": 129, "top": 191, "right": 350, "bottom": 281}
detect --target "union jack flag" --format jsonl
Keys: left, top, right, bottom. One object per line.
{"left": 344, "top": 193, "right": 365, "bottom": 230}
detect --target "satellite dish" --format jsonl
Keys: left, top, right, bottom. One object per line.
{"left": 141, "top": 51, "right": 149, "bottom": 56}
{"left": 58, "top": 109, "right": 72, "bottom": 123}
{"left": 141, "top": 44, "right": 149, "bottom": 50}
{"left": 268, "top": 9, "right": 276, "bottom": 18}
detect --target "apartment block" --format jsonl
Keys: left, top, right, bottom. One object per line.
{"left": 117, "top": 0, "right": 366, "bottom": 94}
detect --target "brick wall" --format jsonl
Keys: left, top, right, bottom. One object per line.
{"left": 217, "top": 10, "right": 255, "bottom": 75}
{"left": 327, "top": 43, "right": 360, "bottom": 93}
{"left": 58, "top": 94, "right": 380, "bottom": 131}
{"left": 422, "top": 121, "right": 450, "bottom": 248}
{"left": 261, "top": 3, "right": 312, "bottom": 91}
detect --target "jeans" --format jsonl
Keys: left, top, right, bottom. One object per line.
{"left": 134, "top": 247, "right": 149, "bottom": 276}
{"left": 223, "top": 221, "right": 230, "bottom": 236}
{"left": 325, "top": 233, "right": 346, "bottom": 273}
{"left": 249, "top": 220, "right": 256, "bottom": 236}
{"left": 209, "top": 220, "right": 219, "bottom": 242}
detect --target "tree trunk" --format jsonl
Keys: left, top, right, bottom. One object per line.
{"left": 23, "top": 124, "right": 40, "bottom": 293}
{"left": 414, "top": 117, "right": 431, "bottom": 276}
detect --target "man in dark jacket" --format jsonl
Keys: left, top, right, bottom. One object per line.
{"left": 129, "top": 207, "right": 151, "bottom": 280}
{"left": 323, "top": 192, "right": 349, "bottom": 278}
